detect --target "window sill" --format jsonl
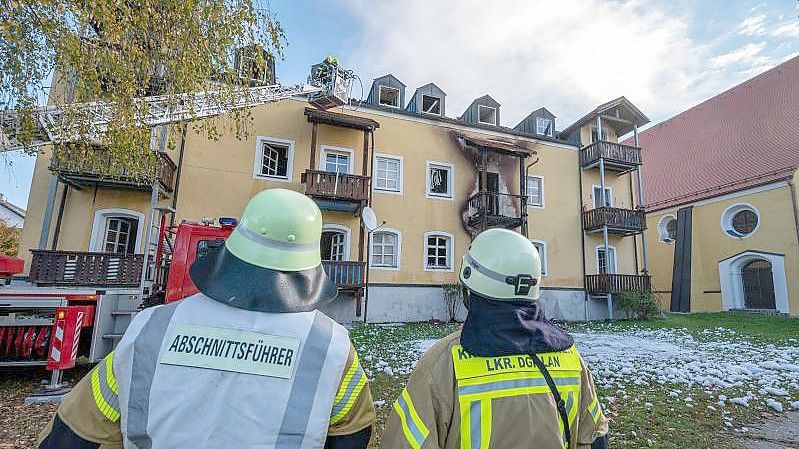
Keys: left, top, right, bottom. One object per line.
{"left": 527, "top": 204, "right": 545, "bottom": 210}
{"left": 254, "top": 174, "right": 292, "bottom": 183}
{"left": 426, "top": 193, "right": 454, "bottom": 201}
{"left": 424, "top": 266, "right": 454, "bottom": 273}
{"left": 370, "top": 265, "right": 401, "bottom": 271}
{"left": 373, "top": 187, "right": 403, "bottom": 196}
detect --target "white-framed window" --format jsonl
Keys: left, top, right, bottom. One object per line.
{"left": 721, "top": 203, "right": 760, "bottom": 238}
{"left": 424, "top": 231, "right": 453, "bottom": 271}
{"left": 254, "top": 136, "right": 294, "bottom": 182}
{"left": 321, "top": 224, "right": 351, "bottom": 261}
{"left": 592, "top": 185, "right": 613, "bottom": 208}
{"left": 426, "top": 161, "right": 454, "bottom": 199}
{"left": 477, "top": 105, "right": 497, "bottom": 125}
{"left": 658, "top": 215, "right": 678, "bottom": 243}
{"left": 536, "top": 117, "right": 553, "bottom": 137}
{"left": 595, "top": 245, "right": 618, "bottom": 274}
{"left": 321, "top": 145, "right": 354, "bottom": 174}
{"left": 527, "top": 176, "right": 544, "bottom": 208}
{"left": 373, "top": 153, "right": 403, "bottom": 194}
{"left": 370, "top": 229, "right": 402, "bottom": 269}
{"left": 421, "top": 95, "right": 442, "bottom": 115}
{"left": 89, "top": 208, "right": 145, "bottom": 254}
{"left": 378, "top": 85, "right": 401, "bottom": 108}
{"left": 530, "top": 239, "right": 548, "bottom": 276}
{"left": 590, "top": 125, "right": 609, "bottom": 143}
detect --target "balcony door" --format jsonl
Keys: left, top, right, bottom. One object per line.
{"left": 596, "top": 246, "right": 617, "bottom": 274}
{"left": 593, "top": 185, "right": 613, "bottom": 209}
{"left": 90, "top": 208, "right": 144, "bottom": 254}
{"left": 321, "top": 225, "right": 350, "bottom": 261}
{"left": 321, "top": 146, "right": 353, "bottom": 175}
{"left": 479, "top": 172, "right": 500, "bottom": 215}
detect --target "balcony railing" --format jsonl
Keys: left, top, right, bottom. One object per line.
{"left": 582, "top": 207, "right": 646, "bottom": 234}
{"left": 585, "top": 274, "right": 651, "bottom": 294}
{"left": 466, "top": 192, "right": 524, "bottom": 230}
{"left": 322, "top": 260, "right": 366, "bottom": 290}
{"left": 580, "top": 140, "right": 642, "bottom": 169}
{"left": 29, "top": 250, "right": 143, "bottom": 287}
{"left": 301, "top": 170, "right": 370, "bottom": 203}
{"left": 50, "top": 145, "right": 176, "bottom": 193}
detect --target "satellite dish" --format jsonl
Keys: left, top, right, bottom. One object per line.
{"left": 361, "top": 207, "right": 379, "bottom": 232}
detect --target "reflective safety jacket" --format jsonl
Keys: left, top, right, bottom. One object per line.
{"left": 38, "top": 293, "right": 375, "bottom": 449}
{"left": 383, "top": 331, "right": 608, "bottom": 449}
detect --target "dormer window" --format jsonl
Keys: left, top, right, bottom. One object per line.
{"left": 478, "top": 105, "right": 497, "bottom": 125}
{"left": 421, "top": 95, "right": 441, "bottom": 115}
{"left": 536, "top": 117, "right": 553, "bottom": 137}
{"left": 379, "top": 85, "right": 401, "bottom": 108}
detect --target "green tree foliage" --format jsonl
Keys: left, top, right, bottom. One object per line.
{"left": 617, "top": 291, "right": 662, "bottom": 320}
{"left": 0, "top": 218, "right": 20, "bottom": 256}
{"left": 1, "top": 0, "right": 285, "bottom": 175}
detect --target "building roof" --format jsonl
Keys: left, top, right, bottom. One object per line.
{"left": 0, "top": 194, "right": 25, "bottom": 220}
{"left": 454, "top": 132, "right": 535, "bottom": 157}
{"left": 631, "top": 55, "right": 799, "bottom": 211}
{"left": 560, "top": 96, "right": 649, "bottom": 138}
{"left": 304, "top": 108, "right": 380, "bottom": 131}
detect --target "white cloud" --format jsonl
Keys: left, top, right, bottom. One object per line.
{"left": 738, "top": 14, "right": 766, "bottom": 35}
{"left": 340, "top": 0, "right": 797, "bottom": 127}
{"left": 709, "top": 42, "right": 770, "bottom": 69}
{"left": 772, "top": 21, "right": 799, "bottom": 38}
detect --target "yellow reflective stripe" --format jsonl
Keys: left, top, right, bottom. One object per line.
{"left": 90, "top": 353, "right": 120, "bottom": 422}
{"left": 105, "top": 352, "right": 118, "bottom": 394}
{"left": 452, "top": 345, "right": 582, "bottom": 380}
{"left": 330, "top": 356, "right": 368, "bottom": 425}
{"left": 393, "top": 389, "right": 429, "bottom": 449}
{"left": 588, "top": 396, "right": 601, "bottom": 423}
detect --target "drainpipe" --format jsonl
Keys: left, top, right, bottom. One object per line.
{"left": 578, "top": 147, "right": 589, "bottom": 321}
{"left": 169, "top": 124, "right": 188, "bottom": 227}
{"left": 50, "top": 184, "right": 69, "bottom": 250}
{"left": 634, "top": 124, "right": 650, "bottom": 274}
{"left": 789, "top": 178, "right": 799, "bottom": 251}
{"left": 38, "top": 176, "right": 60, "bottom": 250}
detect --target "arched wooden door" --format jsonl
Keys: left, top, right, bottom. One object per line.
{"left": 741, "top": 259, "right": 776, "bottom": 309}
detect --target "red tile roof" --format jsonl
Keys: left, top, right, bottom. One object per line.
{"left": 628, "top": 55, "right": 799, "bottom": 212}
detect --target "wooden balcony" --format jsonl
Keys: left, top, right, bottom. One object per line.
{"left": 301, "top": 170, "right": 370, "bottom": 213}
{"left": 50, "top": 145, "right": 176, "bottom": 194}
{"left": 322, "top": 260, "right": 366, "bottom": 291}
{"left": 585, "top": 274, "right": 651, "bottom": 295}
{"left": 29, "top": 250, "right": 143, "bottom": 287}
{"left": 467, "top": 192, "right": 524, "bottom": 231}
{"left": 582, "top": 207, "right": 646, "bottom": 235}
{"left": 580, "top": 140, "right": 642, "bottom": 171}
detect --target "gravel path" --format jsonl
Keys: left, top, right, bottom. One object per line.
{"left": 0, "top": 367, "right": 89, "bottom": 449}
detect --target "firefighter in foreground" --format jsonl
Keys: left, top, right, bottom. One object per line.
{"left": 38, "top": 188, "right": 375, "bottom": 449}
{"left": 383, "top": 228, "right": 609, "bottom": 449}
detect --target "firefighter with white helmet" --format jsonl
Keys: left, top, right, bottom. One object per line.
{"left": 39, "top": 188, "right": 375, "bottom": 449}
{"left": 383, "top": 228, "right": 609, "bottom": 449}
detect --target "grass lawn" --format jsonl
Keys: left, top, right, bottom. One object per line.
{"left": 350, "top": 312, "right": 799, "bottom": 448}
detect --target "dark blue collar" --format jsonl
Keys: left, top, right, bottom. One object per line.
{"left": 460, "top": 294, "right": 574, "bottom": 357}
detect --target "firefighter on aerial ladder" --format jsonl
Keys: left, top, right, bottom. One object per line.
{"left": 382, "top": 228, "right": 609, "bottom": 449}
{"left": 38, "top": 188, "right": 375, "bottom": 449}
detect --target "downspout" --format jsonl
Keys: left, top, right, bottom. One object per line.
{"left": 789, "top": 177, "right": 799, "bottom": 251}
{"left": 629, "top": 172, "right": 639, "bottom": 274}
{"left": 169, "top": 124, "right": 188, "bottom": 227}
{"left": 634, "top": 125, "right": 650, "bottom": 274}
{"left": 50, "top": 184, "right": 69, "bottom": 250}
{"left": 577, "top": 140, "right": 588, "bottom": 321}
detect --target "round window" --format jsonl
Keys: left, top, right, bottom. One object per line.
{"left": 732, "top": 210, "right": 758, "bottom": 235}
{"left": 666, "top": 218, "right": 677, "bottom": 240}
{"left": 722, "top": 204, "right": 759, "bottom": 238}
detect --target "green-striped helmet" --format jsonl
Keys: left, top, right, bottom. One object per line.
{"left": 459, "top": 228, "right": 541, "bottom": 301}
{"left": 225, "top": 188, "right": 322, "bottom": 271}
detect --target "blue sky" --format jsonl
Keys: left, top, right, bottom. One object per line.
{"left": 2, "top": 0, "right": 798, "bottom": 208}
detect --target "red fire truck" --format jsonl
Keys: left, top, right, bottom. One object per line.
{"left": 0, "top": 219, "right": 236, "bottom": 388}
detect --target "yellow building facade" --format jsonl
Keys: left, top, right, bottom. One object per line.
{"left": 18, "top": 74, "right": 651, "bottom": 323}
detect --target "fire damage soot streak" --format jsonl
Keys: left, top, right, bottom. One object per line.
{"left": 159, "top": 324, "right": 301, "bottom": 379}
